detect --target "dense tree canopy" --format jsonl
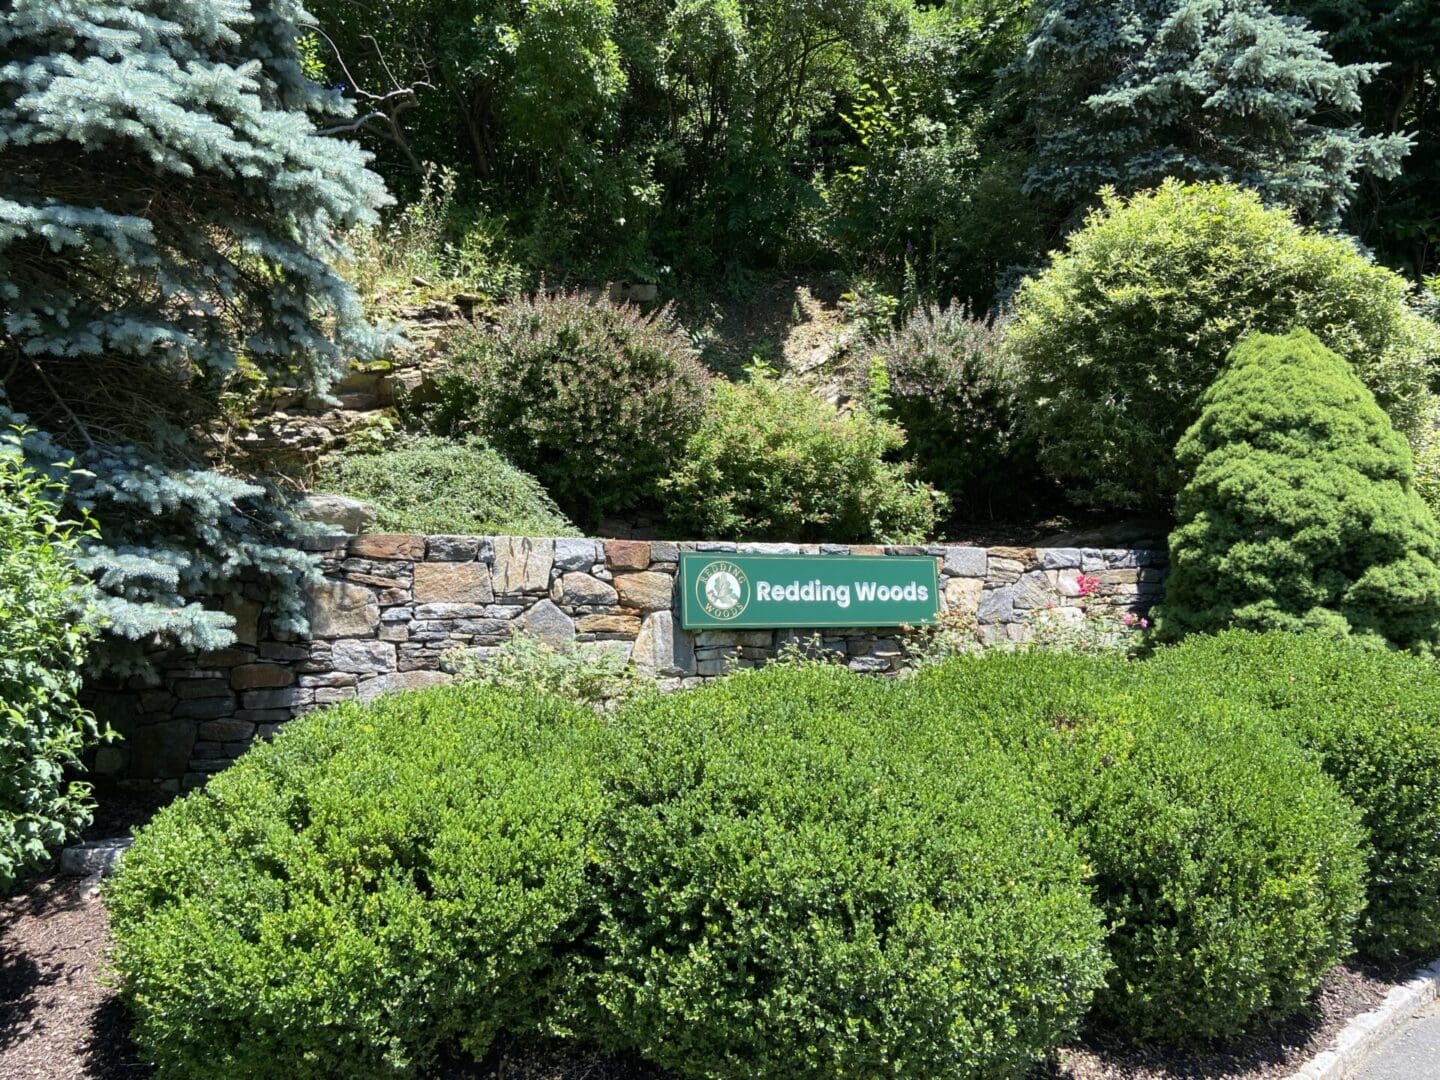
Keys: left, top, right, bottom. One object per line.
{"left": 1019, "top": 0, "right": 1410, "bottom": 225}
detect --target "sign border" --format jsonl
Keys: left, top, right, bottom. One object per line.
{"left": 677, "top": 551, "right": 941, "bottom": 630}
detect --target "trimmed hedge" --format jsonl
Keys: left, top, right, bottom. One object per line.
{"left": 904, "top": 653, "right": 1368, "bottom": 1041}
{"left": 107, "top": 687, "right": 604, "bottom": 1078}
{"left": 1145, "top": 631, "right": 1440, "bottom": 958}
{"left": 577, "top": 663, "right": 1109, "bottom": 1078}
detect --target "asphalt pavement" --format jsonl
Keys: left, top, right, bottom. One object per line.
{"left": 1353, "top": 997, "right": 1440, "bottom": 1078}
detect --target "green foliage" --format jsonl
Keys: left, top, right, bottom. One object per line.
{"left": 316, "top": 436, "right": 577, "bottom": 537}
{"left": 906, "top": 652, "right": 1368, "bottom": 1042}
{"left": 875, "top": 302, "right": 1040, "bottom": 518}
{"left": 0, "top": 0, "right": 392, "bottom": 673}
{"left": 444, "top": 634, "right": 649, "bottom": 712}
{"left": 1020, "top": 0, "right": 1409, "bottom": 225}
{"left": 1280, "top": 0, "right": 1440, "bottom": 276}
{"left": 0, "top": 440, "right": 100, "bottom": 890}
{"left": 577, "top": 663, "right": 1109, "bottom": 1078}
{"left": 1160, "top": 329, "right": 1440, "bottom": 651}
{"left": 659, "top": 367, "right": 945, "bottom": 543}
{"left": 1010, "top": 181, "right": 1440, "bottom": 510}
{"left": 1146, "top": 630, "right": 1440, "bottom": 958}
{"left": 107, "top": 686, "right": 605, "bottom": 1078}
{"left": 427, "top": 293, "right": 710, "bottom": 526}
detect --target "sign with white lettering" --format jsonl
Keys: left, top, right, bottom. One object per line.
{"left": 678, "top": 552, "right": 941, "bottom": 630}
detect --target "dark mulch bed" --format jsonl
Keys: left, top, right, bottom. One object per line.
{"left": 1040, "top": 960, "right": 1414, "bottom": 1080}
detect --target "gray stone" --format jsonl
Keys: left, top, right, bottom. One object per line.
{"left": 93, "top": 745, "right": 127, "bottom": 775}
{"left": 1013, "top": 572, "right": 1057, "bottom": 611}
{"left": 306, "top": 580, "right": 380, "bottom": 638}
{"left": 172, "top": 696, "right": 237, "bottom": 720}
{"left": 631, "top": 611, "right": 696, "bottom": 677}
{"left": 650, "top": 541, "right": 680, "bottom": 563}
{"left": 295, "top": 494, "right": 376, "bottom": 534}
{"left": 59, "top": 838, "right": 132, "bottom": 879}
{"left": 357, "top": 670, "right": 455, "bottom": 702}
{"left": 738, "top": 542, "right": 803, "bottom": 554}
{"left": 242, "top": 687, "right": 311, "bottom": 709}
{"left": 197, "top": 719, "right": 256, "bottom": 741}
{"left": 493, "top": 537, "right": 555, "bottom": 594}
{"left": 615, "top": 571, "right": 674, "bottom": 612}
{"left": 520, "top": 600, "right": 576, "bottom": 647}
{"left": 551, "top": 572, "right": 618, "bottom": 607}
{"left": 412, "top": 603, "right": 489, "bottom": 620}
{"left": 696, "top": 658, "right": 730, "bottom": 676}
{"left": 426, "top": 535, "right": 482, "bottom": 561}
{"left": 848, "top": 655, "right": 892, "bottom": 673}
{"left": 988, "top": 557, "right": 1026, "bottom": 584}
{"left": 554, "top": 538, "right": 602, "bottom": 572}
{"left": 819, "top": 544, "right": 851, "bottom": 555}
{"left": 977, "top": 586, "right": 1016, "bottom": 625}
{"left": 695, "top": 541, "right": 737, "bottom": 552}
{"left": 331, "top": 640, "right": 397, "bottom": 674}
{"left": 1040, "top": 548, "right": 1084, "bottom": 570}
{"left": 128, "top": 720, "right": 196, "bottom": 778}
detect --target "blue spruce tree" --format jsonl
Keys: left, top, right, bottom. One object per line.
{"left": 1020, "top": 0, "right": 1411, "bottom": 223}
{"left": 0, "top": 0, "right": 392, "bottom": 672}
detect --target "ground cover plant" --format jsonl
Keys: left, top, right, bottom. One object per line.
{"left": 317, "top": 436, "right": 578, "bottom": 537}
{"left": 1159, "top": 329, "right": 1440, "bottom": 651}
{"left": 0, "top": 443, "right": 100, "bottom": 890}
{"left": 1145, "top": 630, "right": 1440, "bottom": 958}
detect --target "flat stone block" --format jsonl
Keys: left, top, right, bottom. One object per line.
{"left": 632, "top": 611, "right": 696, "bottom": 677}
{"left": 197, "top": 719, "right": 256, "bottom": 742}
{"left": 493, "top": 537, "right": 554, "bottom": 594}
{"left": 306, "top": 580, "right": 380, "bottom": 638}
{"left": 426, "top": 535, "right": 482, "bottom": 561}
{"left": 1040, "top": 548, "right": 1084, "bottom": 570}
{"left": 577, "top": 614, "right": 642, "bottom": 635}
{"left": 348, "top": 534, "right": 425, "bottom": 560}
{"left": 519, "top": 600, "right": 576, "bottom": 647}
{"left": 172, "top": 696, "right": 237, "bottom": 720}
{"left": 554, "top": 538, "right": 602, "bottom": 572}
{"left": 615, "top": 571, "right": 674, "bottom": 612}
{"left": 551, "top": 572, "right": 618, "bottom": 607}
{"left": 413, "top": 562, "right": 495, "bottom": 605}
{"left": 230, "top": 664, "right": 294, "bottom": 690}
{"left": 942, "top": 547, "right": 988, "bottom": 577}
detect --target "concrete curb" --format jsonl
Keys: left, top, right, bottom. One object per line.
{"left": 1286, "top": 957, "right": 1440, "bottom": 1079}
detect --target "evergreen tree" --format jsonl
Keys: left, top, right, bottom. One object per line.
{"left": 1020, "top": 0, "right": 1410, "bottom": 224}
{"left": 1, "top": 0, "right": 391, "bottom": 672}
{"left": 1159, "top": 329, "right": 1440, "bottom": 652}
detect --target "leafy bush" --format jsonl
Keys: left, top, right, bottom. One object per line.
{"left": 905, "top": 653, "right": 1368, "bottom": 1041}
{"left": 576, "top": 663, "right": 1110, "bottom": 1079}
{"left": 0, "top": 443, "right": 100, "bottom": 890}
{"left": 444, "top": 634, "right": 649, "bottom": 711}
{"left": 875, "top": 303, "right": 1041, "bottom": 517}
{"left": 659, "top": 369, "right": 946, "bottom": 542}
{"left": 1160, "top": 329, "right": 1440, "bottom": 652}
{"left": 107, "top": 686, "right": 605, "bottom": 1078}
{"left": 1146, "top": 631, "right": 1440, "bottom": 958}
{"left": 1009, "top": 181, "right": 1440, "bottom": 510}
{"left": 426, "top": 292, "right": 711, "bottom": 525}
{"left": 316, "top": 436, "right": 577, "bottom": 537}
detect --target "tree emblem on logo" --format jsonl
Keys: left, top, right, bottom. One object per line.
{"left": 697, "top": 560, "right": 749, "bottom": 621}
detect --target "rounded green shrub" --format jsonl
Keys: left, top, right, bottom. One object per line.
{"left": 1146, "top": 630, "right": 1440, "bottom": 958}
{"left": 1009, "top": 180, "right": 1440, "bottom": 510}
{"left": 659, "top": 369, "right": 946, "bottom": 542}
{"left": 876, "top": 303, "right": 1043, "bottom": 517}
{"left": 905, "top": 653, "right": 1367, "bottom": 1042}
{"left": 579, "top": 663, "right": 1109, "bottom": 1079}
{"left": 107, "top": 686, "right": 605, "bottom": 1078}
{"left": 316, "top": 435, "right": 578, "bottom": 537}
{"left": 427, "top": 292, "right": 711, "bottom": 525}
{"left": 0, "top": 444, "right": 99, "bottom": 890}
{"left": 1159, "top": 328, "right": 1440, "bottom": 652}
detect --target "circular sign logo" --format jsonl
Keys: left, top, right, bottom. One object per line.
{"left": 696, "top": 560, "right": 750, "bottom": 621}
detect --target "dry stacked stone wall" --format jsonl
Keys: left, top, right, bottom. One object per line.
{"left": 89, "top": 535, "right": 1166, "bottom": 790}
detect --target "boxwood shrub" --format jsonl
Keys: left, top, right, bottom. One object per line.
{"left": 577, "top": 663, "right": 1110, "bottom": 1079}
{"left": 107, "top": 686, "right": 605, "bottom": 1078}
{"left": 904, "top": 653, "right": 1367, "bottom": 1041}
{"left": 1145, "top": 630, "right": 1440, "bottom": 958}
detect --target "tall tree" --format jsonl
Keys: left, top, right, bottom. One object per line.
{"left": 0, "top": 0, "right": 391, "bottom": 672}
{"left": 1280, "top": 0, "right": 1440, "bottom": 275}
{"left": 1020, "top": 0, "right": 1410, "bottom": 224}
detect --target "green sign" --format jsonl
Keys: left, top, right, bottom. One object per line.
{"left": 678, "top": 552, "right": 941, "bottom": 630}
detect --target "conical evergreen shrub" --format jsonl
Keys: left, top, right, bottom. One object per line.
{"left": 1159, "top": 329, "right": 1440, "bottom": 651}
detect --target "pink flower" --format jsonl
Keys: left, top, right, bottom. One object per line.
{"left": 1076, "top": 574, "right": 1101, "bottom": 598}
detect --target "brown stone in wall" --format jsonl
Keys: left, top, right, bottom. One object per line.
{"left": 413, "top": 562, "right": 495, "bottom": 604}
{"left": 614, "top": 571, "right": 675, "bottom": 612}
{"left": 230, "top": 664, "right": 295, "bottom": 690}
{"left": 306, "top": 580, "right": 380, "bottom": 638}
{"left": 577, "top": 614, "right": 642, "bottom": 635}
{"left": 604, "top": 540, "right": 651, "bottom": 571}
{"left": 348, "top": 534, "right": 426, "bottom": 560}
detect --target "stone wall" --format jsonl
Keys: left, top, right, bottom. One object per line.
{"left": 89, "top": 535, "right": 1166, "bottom": 790}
